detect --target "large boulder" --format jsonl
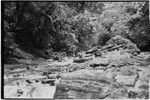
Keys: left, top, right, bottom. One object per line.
{"left": 106, "top": 35, "right": 140, "bottom": 53}
{"left": 54, "top": 69, "right": 114, "bottom": 99}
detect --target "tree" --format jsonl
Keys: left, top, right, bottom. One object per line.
{"left": 127, "top": 2, "right": 150, "bottom": 51}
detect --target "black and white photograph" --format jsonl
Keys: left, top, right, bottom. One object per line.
{"left": 1, "top": 1, "right": 150, "bottom": 99}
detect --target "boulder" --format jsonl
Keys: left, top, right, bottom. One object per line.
{"left": 54, "top": 69, "right": 113, "bottom": 99}
{"left": 106, "top": 35, "right": 140, "bottom": 53}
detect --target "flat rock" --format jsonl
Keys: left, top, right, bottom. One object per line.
{"left": 4, "top": 82, "right": 57, "bottom": 98}
{"left": 55, "top": 79, "right": 110, "bottom": 99}
{"left": 31, "top": 84, "right": 56, "bottom": 98}
{"left": 115, "top": 74, "right": 138, "bottom": 87}
{"left": 114, "top": 66, "right": 139, "bottom": 87}
{"left": 55, "top": 69, "right": 114, "bottom": 99}
{"left": 61, "top": 69, "right": 113, "bottom": 84}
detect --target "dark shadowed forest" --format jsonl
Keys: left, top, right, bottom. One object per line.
{"left": 2, "top": 1, "right": 150, "bottom": 99}
{"left": 3, "top": 2, "right": 150, "bottom": 62}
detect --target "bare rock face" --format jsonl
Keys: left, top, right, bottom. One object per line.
{"left": 106, "top": 35, "right": 140, "bottom": 53}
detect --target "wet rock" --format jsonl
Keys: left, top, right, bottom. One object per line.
{"left": 90, "top": 58, "right": 109, "bottom": 67}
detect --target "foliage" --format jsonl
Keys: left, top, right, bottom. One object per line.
{"left": 126, "top": 2, "right": 150, "bottom": 51}
{"left": 3, "top": 1, "right": 150, "bottom": 61}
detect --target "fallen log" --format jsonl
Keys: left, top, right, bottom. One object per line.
{"left": 86, "top": 46, "right": 98, "bottom": 54}
{"left": 99, "top": 44, "right": 114, "bottom": 51}
{"left": 108, "top": 44, "right": 125, "bottom": 51}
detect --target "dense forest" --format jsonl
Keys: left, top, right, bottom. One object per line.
{"left": 3, "top": 2, "right": 150, "bottom": 63}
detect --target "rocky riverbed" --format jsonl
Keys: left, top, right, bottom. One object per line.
{"left": 3, "top": 36, "right": 150, "bottom": 99}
